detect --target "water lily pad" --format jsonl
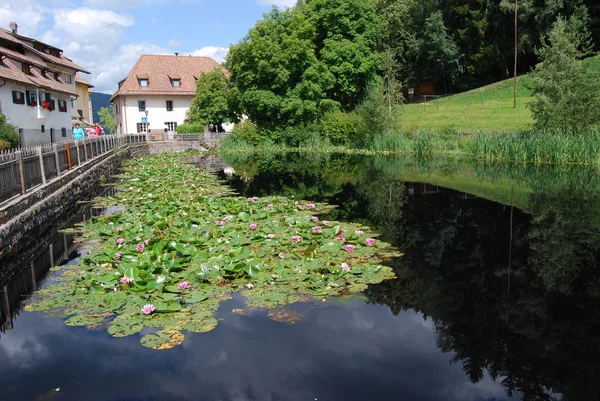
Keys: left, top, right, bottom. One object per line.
{"left": 140, "top": 329, "right": 185, "bottom": 350}
{"left": 268, "top": 310, "right": 303, "bottom": 324}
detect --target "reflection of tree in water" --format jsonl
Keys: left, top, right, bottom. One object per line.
{"left": 221, "top": 153, "right": 600, "bottom": 400}
{"left": 367, "top": 187, "right": 600, "bottom": 401}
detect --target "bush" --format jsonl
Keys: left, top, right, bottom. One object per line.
{"left": 0, "top": 113, "right": 19, "bottom": 149}
{"left": 231, "top": 121, "right": 260, "bottom": 145}
{"left": 320, "top": 112, "right": 361, "bottom": 145}
{"left": 279, "top": 123, "right": 320, "bottom": 147}
{"left": 177, "top": 123, "right": 206, "bottom": 134}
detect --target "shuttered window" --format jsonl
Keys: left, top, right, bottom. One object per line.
{"left": 12, "top": 91, "right": 25, "bottom": 104}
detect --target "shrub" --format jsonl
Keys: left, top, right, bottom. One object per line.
{"left": 280, "top": 124, "right": 318, "bottom": 147}
{"left": 231, "top": 121, "right": 260, "bottom": 145}
{"left": 0, "top": 113, "right": 19, "bottom": 149}
{"left": 177, "top": 123, "right": 206, "bottom": 134}
{"left": 320, "top": 112, "right": 361, "bottom": 145}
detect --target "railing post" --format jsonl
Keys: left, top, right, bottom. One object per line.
{"left": 37, "top": 147, "right": 46, "bottom": 185}
{"left": 53, "top": 143, "right": 61, "bottom": 176}
{"left": 75, "top": 140, "right": 81, "bottom": 166}
{"left": 15, "top": 150, "right": 26, "bottom": 194}
{"left": 65, "top": 143, "right": 72, "bottom": 170}
{"left": 82, "top": 140, "right": 87, "bottom": 163}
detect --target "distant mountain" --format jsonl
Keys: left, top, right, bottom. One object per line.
{"left": 91, "top": 92, "right": 111, "bottom": 125}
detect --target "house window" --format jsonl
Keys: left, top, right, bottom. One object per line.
{"left": 64, "top": 73, "right": 73, "bottom": 84}
{"left": 166, "top": 100, "right": 173, "bottom": 111}
{"left": 21, "top": 63, "right": 31, "bottom": 75}
{"left": 26, "top": 90, "right": 37, "bottom": 106}
{"left": 61, "top": 127, "right": 67, "bottom": 137}
{"left": 138, "top": 101, "right": 146, "bottom": 111}
{"left": 171, "top": 79, "right": 181, "bottom": 88}
{"left": 41, "top": 125, "right": 45, "bottom": 133}
{"left": 58, "top": 100, "right": 68, "bottom": 112}
{"left": 12, "top": 91, "right": 25, "bottom": 104}
{"left": 166, "top": 122, "right": 177, "bottom": 132}
{"left": 139, "top": 79, "right": 149, "bottom": 87}
{"left": 114, "top": 104, "right": 119, "bottom": 115}
{"left": 136, "top": 123, "right": 149, "bottom": 133}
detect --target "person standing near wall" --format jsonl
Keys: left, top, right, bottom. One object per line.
{"left": 73, "top": 123, "right": 84, "bottom": 140}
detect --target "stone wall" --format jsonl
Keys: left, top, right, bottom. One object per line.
{"left": 147, "top": 141, "right": 209, "bottom": 154}
{"left": 0, "top": 143, "right": 149, "bottom": 256}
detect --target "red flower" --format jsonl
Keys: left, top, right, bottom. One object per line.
{"left": 41, "top": 101, "right": 49, "bottom": 109}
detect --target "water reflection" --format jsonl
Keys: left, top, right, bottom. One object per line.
{"left": 219, "top": 152, "right": 600, "bottom": 401}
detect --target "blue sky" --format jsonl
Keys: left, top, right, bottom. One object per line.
{"left": 0, "top": 0, "right": 296, "bottom": 93}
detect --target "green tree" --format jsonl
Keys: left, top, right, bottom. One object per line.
{"left": 186, "top": 68, "right": 233, "bottom": 127}
{"left": 0, "top": 113, "right": 19, "bottom": 149}
{"left": 527, "top": 16, "right": 598, "bottom": 133}
{"left": 98, "top": 106, "right": 115, "bottom": 134}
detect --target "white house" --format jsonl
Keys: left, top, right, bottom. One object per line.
{"left": 0, "top": 23, "right": 90, "bottom": 146}
{"left": 110, "top": 54, "right": 226, "bottom": 137}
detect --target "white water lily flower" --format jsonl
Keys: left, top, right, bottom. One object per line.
{"left": 156, "top": 276, "right": 166, "bottom": 284}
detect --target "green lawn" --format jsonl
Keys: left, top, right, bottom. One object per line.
{"left": 401, "top": 75, "right": 535, "bottom": 132}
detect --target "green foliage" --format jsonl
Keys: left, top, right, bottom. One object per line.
{"left": 0, "top": 113, "right": 19, "bottom": 149}
{"left": 280, "top": 123, "right": 320, "bottom": 147}
{"left": 98, "top": 106, "right": 115, "bottom": 134}
{"left": 231, "top": 121, "right": 260, "bottom": 145}
{"left": 227, "top": 0, "right": 383, "bottom": 128}
{"left": 176, "top": 123, "right": 206, "bottom": 134}
{"left": 187, "top": 68, "right": 233, "bottom": 126}
{"left": 355, "top": 81, "right": 402, "bottom": 138}
{"left": 527, "top": 17, "right": 599, "bottom": 133}
{"left": 320, "top": 111, "right": 361, "bottom": 145}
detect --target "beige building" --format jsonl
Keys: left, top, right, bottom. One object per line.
{"left": 73, "top": 74, "right": 94, "bottom": 127}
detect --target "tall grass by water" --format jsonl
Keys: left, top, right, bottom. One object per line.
{"left": 467, "top": 131, "right": 600, "bottom": 165}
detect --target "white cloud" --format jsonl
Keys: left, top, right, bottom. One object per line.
{"left": 258, "top": 0, "right": 296, "bottom": 8}
{"left": 0, "top": 4, "right": 45, "bottom": 37}
{"left": 168, "top": 39, "right": 183, "bottom": 48}
{"left": 191, "top": 46, "right": 228, "bottom": 64}
{"left": 152, "top": 17, "right": 157, "bottom": 25}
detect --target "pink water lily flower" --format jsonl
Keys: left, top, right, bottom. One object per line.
{"left": 297, "top": 205, "right": 303, "bottom": 210}
{"left": 344, "top": 244, "right": 356, "bottom": 253}
{"left": 311, "top": 216, "right": 319, "bottom": 222}
{"left": 136, "top": 243, "right": 145, "bottom": 252}
{"left": 267, "top": 234, "right": 275, "bottom": 239}
{"left": 117, "top": 238, "right": 125, "bottom": 246}
{"left": 247, "top": 197, "right": 255, "bottom": 203}
{"left": 366, "top": 238, "right": 376, "bottom": 247}
{"left": 355, "top": 230, "right": 364, "bottom": 235}
{"left": 307, "top": 203, "right": 315, "bottom": 209}
{"left": 335, "top": 237, "right": 346, "bottom": 243}
{"left": 253, "top": 196, "right": 259, "bottom": 201}
{"left": 178, "top": 282, "right": 191, "bottom": 290}
{"left": 115, "top": 251, "right": 123, "bottom": 260}
{"left": 120, "top": 276, "right": 134, "bottom": 284}
{"left": 249, "top": 224, "right": 258, "bottom": 230}
{"left": 215, "top": 220, "right": 223, "bottom": 226}
{"left": 279, "top": 253, "right": 285, "bottom": 259}
{"left": 144, "top": 239, "right": 149, "bottom": 246}
{"left": 322, "top": 221, "right": 330, "bottom": 226}
{"left": 223, "top": 216, "right": 231, "bottom": 223}
{"left": 141, "top": 304, "right": 155, "bottom": 315}
{"left": 117, "top": 227, "right": 124, "bottom": 232}
{"left": 339, "top": 229, "right": 346, "bottom": 235}
{"left": 341, "top": 263, "right": 351, "bottom": 272}
{"left": 312, "top": 226, "right": 322, "bottom": 233}
{"left": 267, "top": 204, "right": 274, "bottom": 210}
{"left": 284, "top": 202, "right": 289, "bottom": 206}
{"left": 291, "top": 236, "right": 302, "bottom": 243}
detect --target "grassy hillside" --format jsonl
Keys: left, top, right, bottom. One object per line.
{"left": 401, "top": 75, "right": 535, "bottom": 132}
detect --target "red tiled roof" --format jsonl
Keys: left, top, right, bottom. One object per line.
{"left": 0, "top": 27, "right": 89, "bottom": 73}
{"left": 110, "top": 55, "right": 226, "bottom": 101}
{"left": 0, "top": 58, "right": 77, "bottom": 96}
{"left": 75, "top": 73, "right": 94, "bottom": 88}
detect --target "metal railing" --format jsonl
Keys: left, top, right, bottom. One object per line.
{"left": 0, "top": 134, "right": 146, "bottom": 206}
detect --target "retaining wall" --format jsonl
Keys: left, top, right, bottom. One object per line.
{"left": 0, "top": 143, "right": 149, "bottom": 256}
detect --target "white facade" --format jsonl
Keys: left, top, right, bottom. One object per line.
{"left": 0, "top": 81, "right": 75, "bottom": 146}
{"left": 114, "top": 95, "right": 193, "bottom": 135}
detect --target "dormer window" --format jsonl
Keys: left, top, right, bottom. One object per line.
{"left": 171, "top": 78, "right": 181, "bottom": 88}
{"left": 42, "top": 69, "right": 50, "bottom": 78}
{"left": 64, "top": 73, "right": 72, "bottom": 84}
{"left": 54, "top": 72, "right": 62, "bottom": 81}
{"left": 139, "top": 79, "right": 149, "bottom": 87}
{"left": 21, "top": 63, "right": 32, "bottom": 75}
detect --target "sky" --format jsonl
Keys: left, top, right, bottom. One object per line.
{"left": 0, "top": 0, "right": 296, "bottom": 93}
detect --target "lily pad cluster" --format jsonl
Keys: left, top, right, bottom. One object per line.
{"left": 26, "top": 154, "right": 400, "bottom": 349}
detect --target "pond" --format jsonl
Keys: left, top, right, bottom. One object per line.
{"left": 1, "top": 152, "right": 600, "bottom": 401}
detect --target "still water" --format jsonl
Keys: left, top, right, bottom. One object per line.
{"left": 2, "top": 153, "right": 600, "bottom": 401}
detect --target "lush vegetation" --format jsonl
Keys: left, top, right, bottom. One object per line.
{"left": 98, "top": 106, "right": 115, "bottom": 134}
{"left": 0, "top": 113, "right": 20, "bottom": 150}
{"left": 186, "top": 68, "right": 233, "bottom": 128}
{"left": 26, "top": 153, "right": 399, "bottom": 349}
